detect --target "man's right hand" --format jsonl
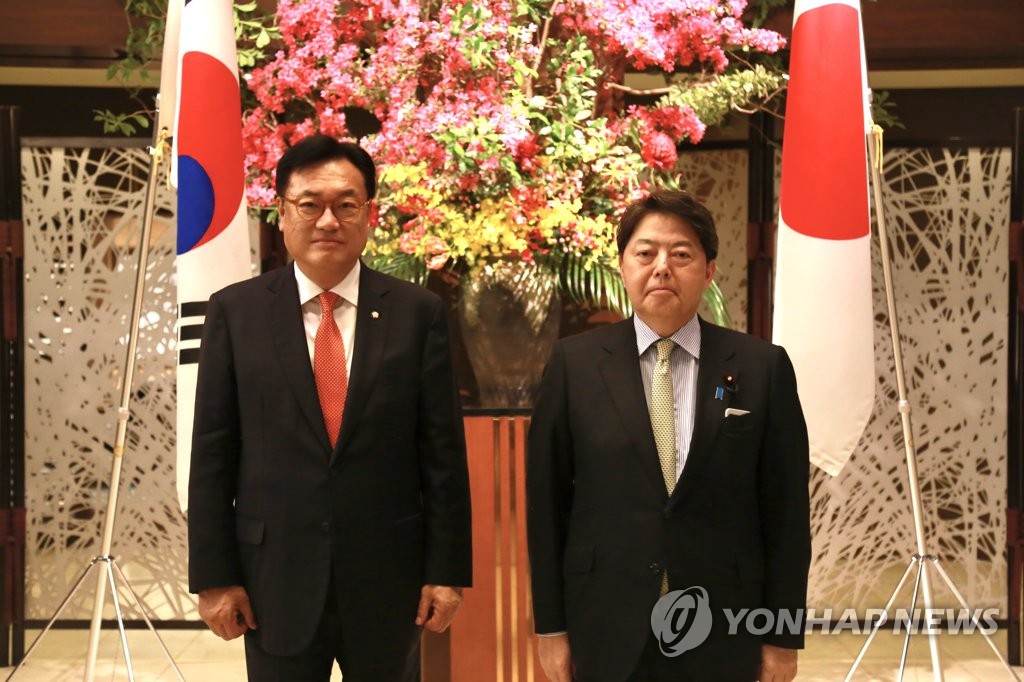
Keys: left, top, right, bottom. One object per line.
{"left": 198, "top": 585, "right": 257, "bottom": 640}
{"left": 537, "top": 633, "right": 573, "bottom": 682}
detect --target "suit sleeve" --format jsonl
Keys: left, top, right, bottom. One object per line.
{"left": 758, "top": 346, "right": 812, "bottom": 649}
{"left": 416, "top": 297, "right": 473, "bottom": 587}
{"left": 526, "top": 343, "right": 575, "bottom": 634}
{"left": 187, "top": 294, "right": 244, "bottom": 593}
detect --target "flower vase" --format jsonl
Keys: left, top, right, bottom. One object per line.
{"left": 458, "top": 261, "right": 561, "bottom": 409}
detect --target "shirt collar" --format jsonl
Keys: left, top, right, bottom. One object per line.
{"left": 294, "top": 260, "right": 361, "bottom": 308}
{"left": 633, "top": 314, "right": 701, "bottom": 360}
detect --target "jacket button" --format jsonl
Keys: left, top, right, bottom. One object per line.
{"left": 320, "top": 521, "right": 331, "bottom": 533}
{"left": 649, "top": 562, "right": 661, "bottom": 574}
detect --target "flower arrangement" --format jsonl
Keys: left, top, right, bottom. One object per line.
{"left": 239, "top": 0, "right": 786, "bottom": 317}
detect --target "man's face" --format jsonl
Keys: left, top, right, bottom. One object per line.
{"left": 277, "top": 158, "right": 371, "bottom": 289}
{"left": 618, "top": 212, "right": 716, "bottom": 334}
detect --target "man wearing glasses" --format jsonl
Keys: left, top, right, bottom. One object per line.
{"left": 187, "top": 134, "right": 472, "bottom": 682}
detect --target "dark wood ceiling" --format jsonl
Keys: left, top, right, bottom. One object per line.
{"left": 1, "top": 0, "right": 1022, "bottom": 71}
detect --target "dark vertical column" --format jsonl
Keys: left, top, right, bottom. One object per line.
{"left": 0, "top": 106, "right": 25, "bottom": 665}
{"left": 747, "top": 111, "right": 777, "bottom": 339}
{"left": 259, "top": 212, "right": 286, "bottom": 274}
{"left": 1008, "top": 106, "right": 1024, "bottom": 666}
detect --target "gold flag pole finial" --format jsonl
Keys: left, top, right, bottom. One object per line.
{"left": 150, "top": 126, "right": 173, "bottom": 188}
{"left": 871, "top": 123, "right": 884, "bottom": 173}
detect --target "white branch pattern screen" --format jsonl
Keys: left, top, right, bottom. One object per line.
{"left": 808, "top": 146, "right": 1010, "bottom": 613}
{"left": 22, "top": 145, "right": 189, "bottom": 619}
{"left": 20, "top": 144, "right": 1010, "bottom": 620}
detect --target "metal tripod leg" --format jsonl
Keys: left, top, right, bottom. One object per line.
{"left": 110, "top": 560, "right": 185, "bottom": 681}
{"left": 5, "top": 558, "right": 101, "bottom": 681}
{"left": 100, "top": 557, "right": 134, "bottom": 682}
{"left": 5, "top": 554, "right": 187, "bottom": 682}
{"left": 930, "top": 558, "right": 1021, "bottom": 681}
{"left": 898, "top": 556, "right": 927, "bottom": 681}
{"left": 845, "top": 558, "right": 918, "bottom": 682}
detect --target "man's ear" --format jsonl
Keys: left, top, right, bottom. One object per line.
{"left": 705, "top": 259, "right": 717, "bottom": 287}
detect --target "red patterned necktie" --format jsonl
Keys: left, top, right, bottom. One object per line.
{"left": 314, "top": 292, "right": 348, "bottom": 447}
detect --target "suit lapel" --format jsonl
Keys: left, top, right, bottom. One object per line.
{"left": 332, "top": 265, "right": 389, "bottom": 462}
{"left": 672, "top": 318, "right": 737, "bottom": 502}
{"left": 598, "top": 319, "right": 667, "bottom": 500}
{"left": 268, "top": 264, "right": 333, "bottom": 452}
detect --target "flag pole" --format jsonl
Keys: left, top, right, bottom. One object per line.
{"left": 5, "top": 98, "right": 184, "bottom": 682}
{"left": 844, "top": 126, "right": 1021, "bottom": 682}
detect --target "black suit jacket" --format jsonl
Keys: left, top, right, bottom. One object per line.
{"left": 527, "top": 317, "right": 810, "bottom": 682}
{"left": 187, "top": 263, "right": 472, "bottom": 659}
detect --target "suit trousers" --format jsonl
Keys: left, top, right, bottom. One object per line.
{"left": 243, "top": 578, "right": 421, "bottom": 682}
{"left": 625, "top": 635, "right": 758, "bottom": 682}
{"left": 575, "top": 634, "right": 760, "bottom": 682}
{"left": 624, "top": 634, "right": 695, "bottom": 682}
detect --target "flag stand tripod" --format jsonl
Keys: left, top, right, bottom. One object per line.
{"left": 6, "top": 112, "right": 184, "bottom": 682}
{"left": 843, "top": 127, "right": 1020, "bottom": 682}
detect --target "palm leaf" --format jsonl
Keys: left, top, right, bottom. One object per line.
{"left": 702, "top": 279, "right": 732, "bottom": 328}
{"left": 559, "top": 255, "right": 733, "bottom": 329}
{"left": 365, "top": 252, "right": 429, "bottom": 286}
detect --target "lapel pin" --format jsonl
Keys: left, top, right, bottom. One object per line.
{"left": 722, "top": 373, "right": 738, "bottom": 393}
{"left": 714, "top": 386, "right": 724, "bottom": 400}
{"left": 371, "top": 311, "right": 380, "bottom": 319}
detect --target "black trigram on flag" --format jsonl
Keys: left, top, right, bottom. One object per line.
{"left": 177, "top": 300, "right": 208, "bottom": 365}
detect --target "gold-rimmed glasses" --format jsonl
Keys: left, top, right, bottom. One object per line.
{"left": 281, "top": 196, "right": 371, "bottom": 223}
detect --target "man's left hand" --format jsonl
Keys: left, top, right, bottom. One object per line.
{"left": 415, "top": 584, "right": 464, "bottom": 632}
{"left": 759, "top": 644, "right": 798, "bottom": 682}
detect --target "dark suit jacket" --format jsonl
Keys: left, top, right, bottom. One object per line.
{"left": 187, "top": 263, "right": 472, "bottom": 660}
{"left": 527, "top": 317, "right": 810, "bottom": 682}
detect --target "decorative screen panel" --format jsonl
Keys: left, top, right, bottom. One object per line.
{"left": 21, "top": 144, "right": 258, "bottom": 620}
{"left": 678, "top": 149, "right": 749, "bottom": 332}
{"left": 807, "top": 147, "right": 1010, "bottom": 612}
{"left": 19, "top": 142, "right": 1009, "bottom": 623}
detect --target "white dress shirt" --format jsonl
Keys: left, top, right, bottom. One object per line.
{"left": 634, "top": 314, "right": 701, "bottom": 480}
{"left": 294, "top": 261, "right": 360, "bottom": 376}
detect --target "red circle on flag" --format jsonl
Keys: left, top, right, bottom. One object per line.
{"left": 780, "top": 4, "right": 870, "bottom": 241}
{"left": 177, "top": 51, "right": 244, "bottom": 251}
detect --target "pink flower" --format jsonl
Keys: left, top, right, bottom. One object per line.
{"left": 641, "top": 131, "right": 678, "bottom": 171}
{"left": 422, "top": 235, "right": 451, "bottom": 270}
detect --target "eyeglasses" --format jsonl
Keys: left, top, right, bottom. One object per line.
{"left": 282, "top": 196, "right": 371, "bottom": 223}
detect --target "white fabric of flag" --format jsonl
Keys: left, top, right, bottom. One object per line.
{"left": 162, "top": 0, "right": 253, "bottom": 511}
{"left": 772, "top": 0, "right": 875, "bottom": 475}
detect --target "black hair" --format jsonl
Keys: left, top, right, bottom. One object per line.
{"left": 275, "top": 134, "right": 377, "bottom": 199}
{"left": 616, "top": 190, "right": 718, "bottom": 261}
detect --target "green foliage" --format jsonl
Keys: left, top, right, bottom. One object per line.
{"left": 702, "top": 280, "right": 733, "bottom": 328}
{"left": 363, "top": 251, "right": 430, "bottom": 287}
{"left": 95, "top": 0, "right": 279, "bottom": 136}
{"left": 661, "top": 65, "right": 786, "bottom": 129}
{"left": 561, "top": 257, "right": 631, "bottom": 319}
{"left": 559, "top": 256, "right": 732, "bottom": 328}
{"left": 745, "top": 0, "right": 789, "bottom": 28}
{"left": 93, "top": 110, "right": 151, "bottom": 136}
{"left": 870, "top": 90, "right": 904, "bottom": 130}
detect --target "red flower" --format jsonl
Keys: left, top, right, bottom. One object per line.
{"left": 641, "top": 131, "right": 678, "bottom": 171}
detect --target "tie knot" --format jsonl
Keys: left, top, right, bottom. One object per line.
{"left": 317, "top": 291, "right": 340, "bottom": 318}
{"left": 655, "top": 338, "right": 674, "bottom": 362}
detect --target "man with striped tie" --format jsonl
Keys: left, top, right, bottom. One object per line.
{"left": 527, "top": 190, "right": 810, "bottom": 682}
{"left": 187, "top": 135, "right": 472, "bottom": 682}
